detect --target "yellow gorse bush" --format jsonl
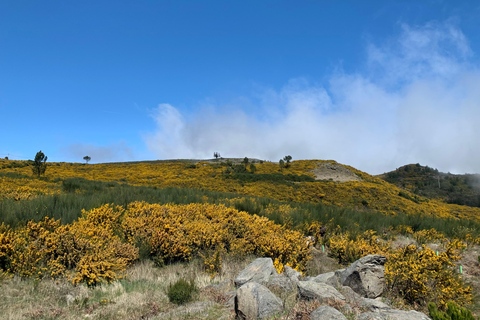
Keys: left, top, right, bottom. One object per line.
{"left": 327, "top": 230, "right": 390, "bottom": 265}
{"left": 121, "top": 202, "right": 311, "bottom": 272}
{"left": 385, "top": 242, "right": 471, "bottom": 308}
{"left": 413, "top": 228, "right": 446, "bottom": 245}
{"left": 0, "top": 202, "right": 311, "bottom": 285}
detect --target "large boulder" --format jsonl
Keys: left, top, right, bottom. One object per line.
{"left": 235, "top": 282, "right": 283, "bottom": 320}
{"left": 339, "top": 255, "right": 386, "bottom": 298}
{"left": 297, "top": 281, "right": 346, "bottom": 302}
{"left": 310, "top": 305, "right": 348, "bottom": 320}
{"left": 357, "top": 309, "right": 430, "bottom": 320}
{"left": 235, "top": 258, "right": 276, "bottom": 287}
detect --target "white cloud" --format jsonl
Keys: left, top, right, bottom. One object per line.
{"left": 144, "top": 21, "right": 480, "bottom": 174}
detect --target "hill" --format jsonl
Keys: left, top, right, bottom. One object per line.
{"left": 1, "top": 157, "right": 480, "bottom": 319}
{"left": 2, "top": 158, "right": 480, "bottom": 222}
{"left": 378, "top": 163, "right": 480, "bottom": 207}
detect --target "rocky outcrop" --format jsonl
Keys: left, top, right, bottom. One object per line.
{"left": 338, "top": 255, "right": 386, "bottom": 298}
{"left": 235, "top": 282, "right": 283, "bottom": 320}
{"left": 230, "top": 256, "right": 430, "bottom": 320}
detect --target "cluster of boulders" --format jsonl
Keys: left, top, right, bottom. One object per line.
{"left": 231, "top": 255, "right": 431, "bottom": 320}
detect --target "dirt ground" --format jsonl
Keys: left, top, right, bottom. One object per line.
{"left": 310, "top": 162, "right": 361, "bottom": 182}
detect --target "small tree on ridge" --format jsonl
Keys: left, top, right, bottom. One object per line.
{"left": 32, "top": 150, "right": 48, "bottom": 177}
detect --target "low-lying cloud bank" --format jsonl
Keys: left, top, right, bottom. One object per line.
{"left": 145, "top": 21, "right": 480, "bottom": 175}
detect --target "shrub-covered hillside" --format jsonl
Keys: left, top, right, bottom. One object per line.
{"left": 379, "top": 163, "right": 480, "bottom": 208}
{"left": 2, "top": 158, "right": 480, "bottom": 222}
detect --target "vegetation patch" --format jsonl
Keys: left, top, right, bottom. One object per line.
{"left": 167, "top": 278, "right": 198, "bottom": 305}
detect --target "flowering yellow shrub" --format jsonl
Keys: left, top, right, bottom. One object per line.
{"left": 327, "top": 230, "right": 390, "bottom": 264}
{"left": 0, "top": 177, "right": 59, "bottom": 201}
{"left": 121, "top": 202, "right": 311, "bottom": 272}
{"left": 0, "top": 202, "right": 311, "bottom": 284}
{"left": 394, "top": 225, "right": 414, "bottom": 235}
{"left": 1, "top": 206, "right": 138, "bottom": 285}
{"left": 8, "top": 217, "right": 60, "bottom": 279}
{"left": 413, "top": 228, "right": 446, "bottom": 245}
{"left": 0, "top": 223, "right": 15, "bottom": 270}
{"left": 385, "top": 243, "right": 471, "bottom": 308}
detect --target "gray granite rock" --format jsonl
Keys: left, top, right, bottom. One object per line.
{"left": 235, "top": 258, "right": 276, "bottom": 287}
{"left": 297, "top": 281, "right": 346, "bottom": 302}
{"left": 339, "top": 255, "right": 386, "bottom": 298}
{"left": 357, "top": 309, "right": 430, "bottom": 320}
{"left": 235, "top": 282, "right": 283, "bottom": 320}
{"left": 310, "top": 305, "right": 348, "bottom": 320}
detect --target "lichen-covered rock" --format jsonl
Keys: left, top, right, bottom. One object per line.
{"left": 267, "top": 274, "right": 294, "bottom": 292}
{"left": 359, "top": 298, "right": 391, "bottom": 312}
{"left": 339, "top": 255, "right": 386, "bottom": 298}
{"left": 234, "top": 258, "right": 276, "bottom": 287}
{"left": 357, "top": 309, "right": 430, "bottom": 320}
{"left": 284, "top": 265, "right": 301, "bottom": 283}
{"left": 310, "top": 305, "right": 348, "bottom": 320}
{"left": 338, "top": 285, "right": 363, "bottom": 304}
{"left": 297, "top": 281, "right": 346, "bottom": 302}
{"left": 235, "top": 282, "right": 283, "bottom": 320}
{"left": 312, "top": 271, "right": 340, "bottom": 287}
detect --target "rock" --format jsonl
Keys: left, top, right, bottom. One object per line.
{"left": 235, "top": 258, "right": 276, "bottom": 287}
{"left": 297, "top": 281, "right": 346, "bottom": 302}
{"left": 312, "top": 271, "right": 340, "bottom": 287}
{"left": 359, "top": 298, "right": 390, "bottom": 312}
{"left": 339, "top": 255, "right": 386, "bottom": 298}
{"left": 235, "top": 282, "right": 283, "bottom": 320}
{"left": 357, "top": 309, "right": 430, "bottom": 320}
{"left": 310, "top": 305, "right": 348, "bottom": 320}
{"left": 267, "top": 274, "right": 294, "bottom": 292}
{"left": 338, "top": 286, "right": 363, "bottom": 304}
{"left": 225, "top": 291, "right": 236, "bottom": 308}
{"left": 284, "top": 265, "right": 301, "bottom": 283}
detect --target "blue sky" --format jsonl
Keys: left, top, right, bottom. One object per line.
{"left": 1, "top": 1, "right": 480, "bottom": 174}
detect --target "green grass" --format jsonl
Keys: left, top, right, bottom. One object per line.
{"left": 224, "top": 172, "right": 316, "bottom": 186}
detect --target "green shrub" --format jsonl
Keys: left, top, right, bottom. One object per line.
{"left": 167, "top": 278, "right": 197, "bottom": 305}
{"left": 428, "top": 301, "right": 475, "bottom": 320}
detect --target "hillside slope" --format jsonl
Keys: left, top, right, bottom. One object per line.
{"left": 2, "top": 158, "right": 480, "bottom": 222}
{"left": 379, "top": 163, "right": 480, "bottom": 207}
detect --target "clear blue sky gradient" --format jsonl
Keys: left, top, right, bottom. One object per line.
{"left": 1, "top": 1, "right": 480, "bottom": 173}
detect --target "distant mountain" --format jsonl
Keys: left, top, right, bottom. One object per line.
{"left": 378, "top": 163, "right": 480, "bottom": 207}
